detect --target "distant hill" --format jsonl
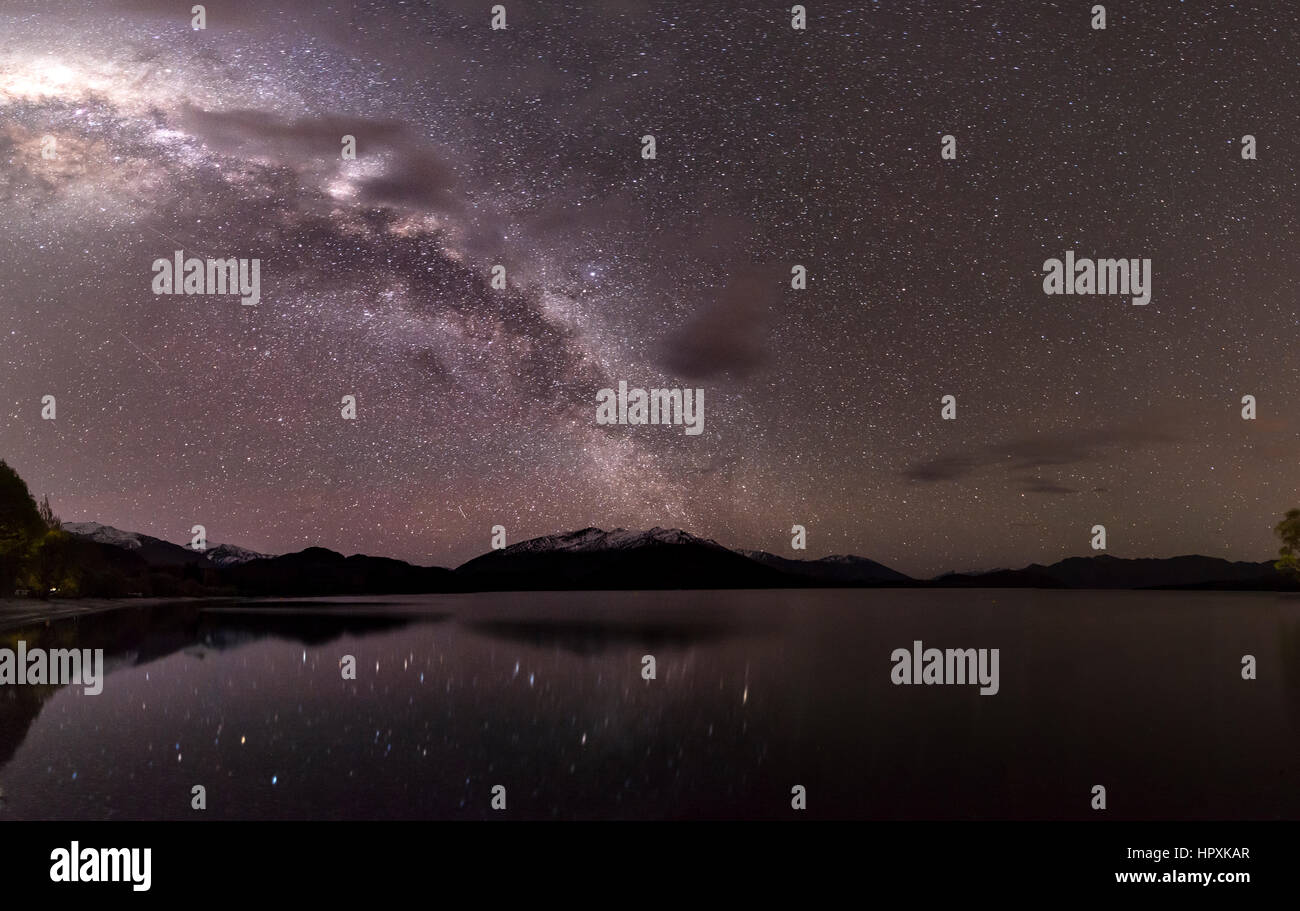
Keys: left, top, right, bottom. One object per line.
{"left": 455, "top": 527, "right": 795, "bottom": 591}
{"left": 56, "top": 522, "right": 270, "bottom": 597}
{"left": 64, "top": 522, "right": 267, "bottom": 567}
{"left": 221, "top": 547, "right": 456, "bottom": 596}
{"left": 741, "top": 550, "right": 912, "bottom": 585}
{"left": 43, "top": 520, "right": 1300, "bottom": 596}
{"left": 932, "top": 554, "right": 1294, "bottom": 590}
{"left": 204, "top": 543, "right": 272, "bottom": 567}
{"left": 64, "top": 522, "right": 208, "bottom": 568}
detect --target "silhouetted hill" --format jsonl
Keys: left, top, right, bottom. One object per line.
{"left": 40, "top": 534, "right": 213, "bottom": 598}
{"left": 29, "top": 512, "right": 1300, "bottom": 596}
{"left": 222, "top": 547, "right": 457, "bottom": 596}
{"left": 456, "top": 527, "right": 793, "bottom": 590}
{"left": 64, "top": 522, "right": 208, "bottom": 568}
{"left": 930, "top": 554, "right": 1296, "bottom": 590}
{"left": 741, "top": 550, "right": 912, "bottom": 585}
{"left": 64, "top": 523, "right": 267, "bottom": 566}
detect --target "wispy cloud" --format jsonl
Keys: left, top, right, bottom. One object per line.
{"left": 903, "top": 425, "right": 1179, "bottom": 489}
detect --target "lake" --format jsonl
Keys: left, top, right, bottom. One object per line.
{"left": 1, "top": 589, "right": 1297, "bottom": 819}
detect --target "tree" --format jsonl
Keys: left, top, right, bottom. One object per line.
{"left": 0, "top": 460, "right": 46, "bottom": 595}
{"left": 38, "top": 494, "right": 60, "bottom": 530}
{"left": 1274, "top": 508, "right": 1300, "bottom": 577}
{"left": 27, "top": 528, "right": 78, "bottom": 599}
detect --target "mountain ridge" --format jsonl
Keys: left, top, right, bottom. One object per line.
{"left": 64, "top": 522, "right": 267, "bottom": 567}
{"left": 46, "top": 522, "right": 1300, "bottom": 595}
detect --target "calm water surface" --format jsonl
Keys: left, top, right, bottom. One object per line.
{"left": 1, "top": 589, "right": 1297, "bottom": 819}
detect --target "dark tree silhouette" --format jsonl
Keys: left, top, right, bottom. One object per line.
{"left": 0, "top": 460, "right": 46, "bottom": 595}
{"left": 38, "top": 493, "right": 60, "bottom": 530}
{"left": 1275, "top": 508, "right": 1300, "bottom": 578}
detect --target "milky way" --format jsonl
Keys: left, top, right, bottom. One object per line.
{"left": 1, "top": 0, "right": 1298, "bottom": 575}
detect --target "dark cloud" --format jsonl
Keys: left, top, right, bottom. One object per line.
{"left": 993, "top": 427, "right": 1175, "bottom": 472}
{"left": 901, "top": 453, "right": 982, "bottom": 483}
{"left": 114, "top": 0, "right": 302, "bottom": 29}
{"left": 355, "top": 145, "right": 462, "bottom": 214}
{"left": 904, "top": 425, "right": 1179, "bottom": 484}
{"left": 177, "top": 107, "right": 404, "bottom": 156}
{"left": 177, "top": 107, "right": 464, "bottom": 214}
{"left": 658, "top": 269, "right": 776, "bottom": 380}
{"left": 1018, "top": 478, "right": 1079, "bottom": 495}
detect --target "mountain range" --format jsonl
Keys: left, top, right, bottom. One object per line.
{"left": 51, "top": 522, "right": 1298, "bottom": 597}
{"left": 62, "top": 522, "right": 269, "bottom": 568}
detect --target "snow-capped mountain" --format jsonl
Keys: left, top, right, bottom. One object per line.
{"left": 740, "top": 549, "right": 912, "bottom": 584}
{"left": 202, "top": 543, "right": 271, "bottom": 567}
{"left": 63, "top": 522, "right": 268, "bottom": 567}
{"left": 62, "top": 521, "right": 144, "bottom": 550}
{"left": 456, "top": 526, "right": 784, "bottom": 590}
{"left": 500, "top": 526, "right": 728, "bottom": 556}
{"left": 456, "top": 527, "right": 913, "bottom": 590}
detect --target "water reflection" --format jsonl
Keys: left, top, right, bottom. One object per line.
{"left": 464, "top": 617, "right": 760, "bottom": 655}
{"left": 0, "top": 602, "right": 436, "bottom": 770}
{"left": 0, "top": 591, "right": 1297, "bottom": 820}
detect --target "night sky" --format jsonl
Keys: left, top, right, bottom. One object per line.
{"left": 1, "top": 0, "right": 1297, "bottom": 577}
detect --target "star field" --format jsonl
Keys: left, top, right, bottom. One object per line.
{"left": 2, "top": 0, "right": 1298, "bottom": 576}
